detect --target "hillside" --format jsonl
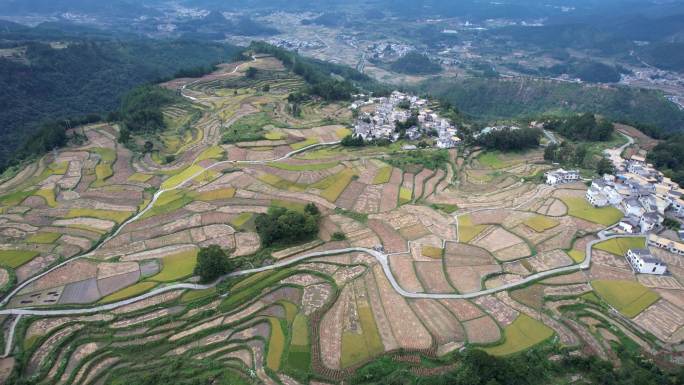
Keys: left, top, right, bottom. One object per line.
{"left": 420, "top": 76, "right": 684, "bottom": 131}
{"left": 0, "top": 36, "right": 242, "bottom": 171}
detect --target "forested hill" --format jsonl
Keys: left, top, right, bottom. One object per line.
{"left": 419, "top": 77, "right": 684, "bottom": 132}
{"left": 0, "top": 34, "right": 242, "bottom": 170}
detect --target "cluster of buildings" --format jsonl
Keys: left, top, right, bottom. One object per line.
{"left": 546, "top": 153, "right": 684, "bottom": 276}
{"left": 365, "top": 42, "right": 414, "bottom": 61}
{"left": 473, "top": 125, "right": 521, "bottom": 139}
{"left": 266, "top": 37, "right": 325, "bottom": 51}
{"left": 350, "top": 91, "right": 461, "bottom": 149}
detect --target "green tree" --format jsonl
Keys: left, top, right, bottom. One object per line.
{"left": 245, "top": 66, "right": 258, "bottom": 78}
{"left": 194, "top": 245, "right": 232, "bottom": 283}
{"left": 596, "top": 157, "right": 615, "bottom": 176}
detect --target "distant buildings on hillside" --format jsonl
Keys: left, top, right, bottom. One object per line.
{"left": 350, "top": 91, "right": 460, "bottom": 149}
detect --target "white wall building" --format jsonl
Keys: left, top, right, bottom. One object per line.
{"left": 546, "top": 169, "right": 580, "bottom": 185}
{"left": 625, "top": 248, "right": 668, "bottom": 275}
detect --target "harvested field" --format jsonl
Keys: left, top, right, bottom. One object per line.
{"left": 633, "top": 299, "right": 684, "bottom": 343}
{"left": 410, "top": 299, "right": 464, "bottom": 345}
{"left": 367, "top": 219, "right": 407, "bottom": 253}
{"left": 474, "top": 296, "right": 518, "bottom": 326}
{"left": 389, "top": 256, "right": 424, "bottom": 293}
{"left": 463, "top": 316, "right": 501, "bottom": 345}
{"left": 445, "top": 265, "right": 501, "bottom": 293}
{"left": 510, "top": 285, "right": 545, "bottom": 310}
{"left": 444, "top": 243, "right": 495, "bottom": 266}
{"left": 415, "top": 262, "right": 454, "bottom": 293}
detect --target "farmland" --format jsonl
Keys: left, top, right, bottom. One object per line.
{"left": 0, "top": 53, "right": 679, "bottom": 385}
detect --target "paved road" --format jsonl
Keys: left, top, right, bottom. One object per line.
{"left": 542, "top": 129, "right": 559, "bottom": 145}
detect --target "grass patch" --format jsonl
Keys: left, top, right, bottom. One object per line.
{"left": 372, "top": 167, "right": 393, "bottom": 185}
{"left": 180, "top": 288, "right": 216, "bottom": 303}
{"left": 431, "top": 203, "right": 458, "bottom": 214}
{"left": 0, "top": 189, "right": 36, "bottom": 207}
{"left": 287, "top": 313, "right": 311, "bottom": 372}
{"left": 421, "top": 246, "right": 443, "bottom": 259}
{"left": 318, "top": 169, "right": 355, "bottom": 202}
{"left": 148, "top": 249, "right": 198, "bottom": 282}
{"left": 568, "top": 249, "right": 586, "bottom": 263}
{"left": 265, "top": 131, "right": 286, "bottom": 140}
{"left": 65, "top": 208, "right": 132, "bottom": 224}
{"left": 458, "top": 215, "right": 487, "bottom": 243}
{"left": 559, "top": 197, "right": 623, "bottom": 226}
{"left": 267, "top": 317, "right": 285, "bottom": 371}
{"left": 161, "top": 165, "right": 205, "bottom": 189}
{"left": 230, "top": 213, "right": 254, "bottom": 229}
{"left": 100, "top": 282, "right": 157, "bottom": 303}
{"left": 523, "top": 215, "right": 559, "bottom": 232}
{"left": 267, "top": 161, "right": 339, "bottom": 171}
{"left": 477, "top": 152, "right": 506, "bottom": 169}
{"left": 291, "top": 137, "right": 319, "bottom": 150}
{"left": 128, "top": 173, "right": 153, "bottom": 183}
{"left": 141, "top": 189, "right": 194, "bottom": 219}
{"left": 592, "top": 280, "right": 660, "bottom": 318}
{"left": 196, "top": 146, "right": 224, "bottom": 162}
{"left": 91, "top": 148, "right": 116, "bottom": 186}
{"left": 298, "top": 147, "right": 342, "bottom": 160}
{"left": 334, "top": 208, "right": 368, "bottom": 223}
{"left": 336, "top": 127, "right": 352, "bottom": 139}
{"left": 0, "top": 250, "right": 40, "bottom": 268}
{"left": 483, "top": 314, "right": 553, "bottom": 356}
{"left": 257, "top": 173, "right": 307, "bottom": 192}
{"left": 594, "top": 237, "right": 646, "bottom": 256}
{"left": 271, "top": 199, "right": 306, "bottom": 212}
{"left": 47, "top": 161, "right": 68, "bottom": 175}
{"left": 33, "top": 188, "right": 57, "bottom": 207}
{"left": 26, "top": 232, "right": 61, "bottom": 244}
{"left": 399, "top": 187, "right": 412, "bottom": 204}
{"left": 195, "top": 188, "right": 236, "bottom": 201}
{"left": 219, "top": 269, "right": 293, "bottom": 312}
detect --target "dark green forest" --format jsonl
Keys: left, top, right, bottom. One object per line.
{"left": 0, "top": 36, "right": 241, "bottom": 171}
{"left": 419, "top": 77, "right": 684, "bottom": 132}
{"left": 389, "top": 52, "right": 442, "bottom": 75}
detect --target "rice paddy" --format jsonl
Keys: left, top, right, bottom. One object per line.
{"left": 148, "top": 249, "right": 198, "bottom": 282}
{"left": 0, "top": 250, "right": 40, "bottom": 268}
{"left": 483, "top": 314, "right": 553, "bottom": 356}
{"left": 100, "top": 281, "right": 158, "bottom": 303}
{"left": 594, "top": 237, "right": 646, "bottom": 256}
{"left": 592, "top": 280, "right": 660, "bottom": 318}
{"left": 65, "top": 208, "right": 133, "bottom": 224}
{"left": 524, "top": 215, "right": 559, "bottom": 232}
{"left": 560, "top": 197, "right": 623, "bottom": 226}
{"left": 26, "top": 232, "right": 61, "bottom": 244}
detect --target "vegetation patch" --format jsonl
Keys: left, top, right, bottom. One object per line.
{"left": 336, "top": 127, "right": 352, "bottom": 139}
{"left": 458, "top": 215, "right": 487, "bottom": 243}
{"left": 161, "top": 164, "right": 205, "bottom": 189}
{"left": 26, "top": 232, "right": 61, "bottom": 244}
{"left": 372, "top": 166, "right": 393, "bottom": 185}
{"left": 483, "top": 314, "right": 553, "bottom": 356}
{"left": 230, "top": 213, "right": 254, "bottom": 229}
{"left": 559, "top": 197, "right": 623, "bottom": 226}
{"left": 258, "top": 173, "right": 306, "bottom": 191}
{"left": 592, "top": 280, "right": 660, "bottom": 318}
{"left": 568, "top": 249, "right": 586, "bottom": 263}
{"left": 180, "top": 288, "right": 216, "bottom": 303}
{"left": 430, "top": 203, "right": 458, "bottom": 214}
{"left": 142, "top": 189, "right": 194, "bottom": 219}
{"left": 271, "top": 199, "right": 307, "bottom": 212}
{"left": 265, "top": 131, "right": 286, "bottom": 140}
{"left": 510, "top": 285, "right": 545, "bottom": 310}
{"left": 195, "top": 188, "right": 236, "bottom": 201}
{"left": 386, "top": 149, "right": 449, "bottom": 171}
{"left": 0, "top": 189, "right": 36, "bottom": 207}
{"left": 523, "top": 215, "right": 559, "bottom": 232}
{"left": 594, "top": 237, "right": 646, "bottom": 256}
{"left": 0, "top": 250, "right": 40, "bottom": 268}
{"left": 100, "top": 281, "right": 157, "bottom": 303}
{"left": 421, "top": 246, "right": 444, "bottom": 259}
{"left": 399, "top": 187, "right": 413, "bottom": 204}
{"left": 196, "top": 145, "right": 224, "bottom": 162}
{"left": 65, "top": 208, "right": 132, "bottom": 223}
{"left": 220, "top": 269, "right": 294, "bottom": 311}
{"left": 318, "top": 169, "right": 356, "bottom": 202}
{"left": 128, "top": 173, "right": 153, "bottom": 183}
{"left": 256, "top": 205, "right": 320, "bottom": 247}
{"left": 149, "top": 249, "right": 198, "bottom": 282}
{"left": 291, "top": 137, "right": 319, "bottom": 150}
{"left": 91, "top": 148, "right": 116, "bottom": 186}
{"left": 267, "top": 317, "right": 286, "bottom": 371}
{"left": 33, "top": 188, "right": 57, "bottom": 207}
{"left": 477, "top": 152, "right": 506, "bottom": 169}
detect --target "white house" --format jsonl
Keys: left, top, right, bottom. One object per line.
{"left": 640, "top": 212, "right": 662, "bottom": 233}
{"left": 622, "top": 198, "right": 645, "bottom": 217}
{"left": 625, "top": 248, "right": 668, "bottom": 275}
{"left": 586, "top": 187, "right": 609, "bottom": 207}
{"left": 618, "top": 216, "right": 641, "bottom": 233}
{"left": 546, "top": 169, "right": 580, "bottom": 185}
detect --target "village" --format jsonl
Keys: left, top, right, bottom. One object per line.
{"left": 350, "top": 91, "right": 461, "bottom": 149}
{"left": 546, "top": 149, "right": 684, "bottom": 277}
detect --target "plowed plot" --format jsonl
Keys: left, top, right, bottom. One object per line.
{"left": 373, "top": 265, "right": 432, "bottom": 349}
{"left": 444, "top": 243, "right": 495, "bottom": 266}
{"left": 398, "top": 223, "right": 430, "bottom": 241}
{"left": 379, "top": 169, "right": 402, "bottom": 212}
{"left": 463, "top": 316, "right": 501, "bottom": 345}
{"left": 474, "top": 295, "right": 518, "bottom": 326}
{"left": 422, "top": 169, "right": 445, "bottom": 198}
{"left": 364, "top": 270, "right": 399, "bottom": 351}
{"left": 526, "top": 250, "right": 573, "bottom": 272}
{"left": 473, "top": 227, "right": 530, "bottom": 261}
{"left": 445, "top": 265, "right": 501, "bottom": 293}
{"left": 439, "top": 299, "right": 484, "bottom": 321}
{"left": 470, "top": 209, "right": 509, "bottom": 225}
{"left": 412, "top": 169, "right": 434, "bottom": 200}
{"left": 637, "top": 275, "right": 683, "bottom": 290}
{"left": 368, "top": 219, "right": 406, "bottom": 253}
{"left": 320, "top": 286, "right": 346, "bottom": 369}
{"left": 415, "top": 262, "right": 454, "bottom": 293}
{"left": 334, "top": 181, "right": 364, "bottom": 210}
{"left": 389, "top": 255, "right": 423, "bottom": 292}
{"left": 353, "top": 184, "right": 383, "bottom": 213}
{"left": 410, "top": 299, "right": 465, "bottom": 345}
{"left": 633, "top": 299, "right": 684, "bottom": 343}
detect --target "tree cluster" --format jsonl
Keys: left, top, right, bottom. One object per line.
{"left": 116, "top": 85, "right": 179, "bottom": 138}
{"left": 477, "top": 127, "right": 541, "bottom": 151}
{"left": 194, "top": 245, "right": 236, "bottom": 283}
{"left": 545, "top": 113, "right": 613, "bottom": 142}
{"left": 648, "top": 134, "right": 684, "bottom": 187}
{"left": 389, "top": 52, "right": 442, "bottom": 75}
{"left": 255, "top": 204, "right": 321, "bottom": 247}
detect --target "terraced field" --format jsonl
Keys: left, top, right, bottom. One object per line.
{"left": 0, "top": 55, "right": 679, "bottom": 384}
